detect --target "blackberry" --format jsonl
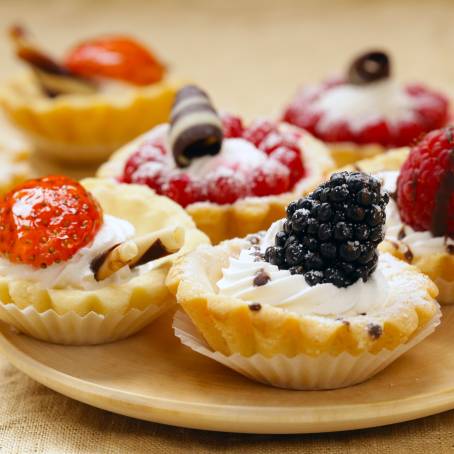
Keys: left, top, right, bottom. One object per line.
{"left": 265, "top": 171, "right": 388, "bottom": 288}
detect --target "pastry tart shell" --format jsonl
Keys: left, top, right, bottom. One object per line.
{"left": 0, "top": 178, "right": 209, "bottom": 344}
{"left": 0, "top": 73, "right": 182, "bottom": 164}
{"left": 98, "top": 125, "right": 334, "bottom": 244}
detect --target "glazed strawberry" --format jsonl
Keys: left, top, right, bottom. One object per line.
{"left": 0, "top": 176, "right": 102, "bottom": 268}
{"left": 397, "top": 127, "right": 454, "bottom": 237}
{"left": 65, "top": 36, "right": 165, "bottom": 85}
{"left": 221, "top": 113, "right": 244, "bottom": 138}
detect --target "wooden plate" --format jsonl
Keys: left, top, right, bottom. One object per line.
{"left": 0, "top": 306, "right": 453, "bottom": 434}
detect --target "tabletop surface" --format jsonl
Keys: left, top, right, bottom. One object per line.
{"left": 0, "top": 0, "right": 454, "bottom": 452}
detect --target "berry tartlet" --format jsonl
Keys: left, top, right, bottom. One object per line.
{"left": 0, "top": 176, "right": 208, "bottom": 345}
{"left": 168, "top": 172, "right": 440, "bottom": 390}
{"left": 374, "top": 127, "right": 454, "bottom": 304}
{"left": 283, "top": 50, "right": 449, "bottom": 167}
{"left": 0, "top": 26, "right": 181, "bottom": 163}
{"left": 98, "top": 85, "right": 334, "bottom": 243}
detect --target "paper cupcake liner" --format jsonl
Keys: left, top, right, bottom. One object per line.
{"left": 173, "top": 309, "right": 441, "bottom": 390}
{"left": 0, "top": 300, "right": 173, "bottom": 345}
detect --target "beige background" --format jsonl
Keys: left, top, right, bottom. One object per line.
{"left": 0, "top": 0, "right": 454, "bottom": 452}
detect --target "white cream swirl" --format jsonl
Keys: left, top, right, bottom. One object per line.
{"left": 217, "top": 221, "right": 389, "bottom": 317}
{"left": 0, "top": 214, "right": 135, "bottom": 290}
{"left": 377, "top": 171, "right": 454, "bottom": 256}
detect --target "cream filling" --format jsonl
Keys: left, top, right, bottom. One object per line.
{"left": 217, "top": 220, "right": 390, "bottom": 317}
{"left": 377, "top": 171, "right": 454, "bottom": 256}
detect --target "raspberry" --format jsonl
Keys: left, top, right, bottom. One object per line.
{"left": 283, "top": 80, "right": 449, "bottom": 147}
{"left": 160, "top": 173, "right": 204, "bottom": 208}
{"left": 122, "top": 139, "right": 166, "bottom": 183}
{"left": 207, "top": 170, "right": 248, "bottom": 205}
{"left": 250, "top": 161, "right": 290, "bottom": 196}
{"left": 0, "top": 176, "right": 102, "bottom": 268}
{"left": 65, "top": 36, "right": 165, "bottom": 85}
{"left": 270, "top": 146, "right": 306, "bottom": 187}
{"left": 221, "top": 113, "right": 244, "bottom": 138}
{"left": 397, "top": 127, "right": 454, "bottom": 237}
{"left": 264, "top": 172, "right": 388, "bottom": 288}
{"left": 242, "top": 119, "right": 276, "bottom": 147}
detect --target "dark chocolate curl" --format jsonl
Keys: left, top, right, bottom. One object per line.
{"left": 347, "top": 51, "right": 391, "bottom": 85}
{"left": 168, "top": 85, "right": 223, "bottom": 168}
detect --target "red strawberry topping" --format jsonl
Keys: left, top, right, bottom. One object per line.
{"left": 397, "top": 127, "right": 454, "bottom": 237}
{"left": 283, "top": 80, "right": 449, "bottom": 147}
{"left": 0, "top": 176, "right": 103, "bottom": 268}
{"left": 121, "top": 117, "right": 308, "bottom": 206}
{"left": 65, "top": 36, "right": 165, "bottom": 85}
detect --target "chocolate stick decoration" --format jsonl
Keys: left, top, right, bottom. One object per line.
{"left": 168, "top": 85, "right": 223, "bottom": 168}
{"left": 347, "top": 50, "right": 390, "bottom": 85}
{"left": 92, "top": 226, "right": 185, "bottom": 281}
{"left": 9, "top": 25, "right": 96, "bottom": 96}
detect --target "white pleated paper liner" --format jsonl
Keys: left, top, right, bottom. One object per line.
{"left": 173, "top": 309, "right": 441, "bottom": 390}
{"left": 0, "top": 300, "right": 174, "bottom": 345}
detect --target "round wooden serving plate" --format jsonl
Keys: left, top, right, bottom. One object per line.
{"left": 0, "top": 306, "right": 453, "bottom": 434}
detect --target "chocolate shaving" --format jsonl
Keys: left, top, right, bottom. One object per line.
{"left": 403, "top": 246, "right": 414, "bottom": 263}
{"left": 447, "top": 244, "right": 454, "bottom": 255}
{"left": 347, "top": 50, "right": 391, "bottom": 85}
{"left": 397, "top": 226, "right": 406, "bottom": 240}
{"left": 253, "top": 269, "right": 270, "bottom": 287}
{"left": 90, "top": 243, "right": 120, "bottom": 280}
{"left": 367, "top": 323, "right": 383, "bottom": 340}
{"left": 248, "top": 303, "right": 262, "bottom": 311}
{"left": 131, "top": 239, "right": 170, "bottom": 268}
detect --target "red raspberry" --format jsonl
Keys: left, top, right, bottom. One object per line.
{"left": 221, "top": 113, "right": 244, "bottom": 138}
{"left": 356, "top": 120, "right": 391, "bottom": 146}
{"left": 0, "top": 176, "right": 103, "bottom": 268}
{"left": 250, "top": 161, "right": 290, "bottom": 197}
{"left": 160, "top": 174, "right": 204, "bottom": 208}
{"left": 242, "top": 119, "right": 276, "bottom": 147}
{"left": 122, "top": 140, "right": 166, "bottom": 183}
{"left": 270, "top": 146, "right": 306, "bottom": 187}
{"left": 258, "top": 130, "right": 301, "bottom": 156}
{"left": 65, "top": 36, "right": 165, "bottom": 85}
{"left": 130, "top": 161, "right": 166, "bottom": 192}
{"left": 397, "top": 127, "right": 454, "bottom": 236}
{"left": 206, "top": 170, "right": 248, "bottom": 205}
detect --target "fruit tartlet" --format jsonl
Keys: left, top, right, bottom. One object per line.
{"left": 375, "top": 127, "right": 454, "bottom": 304}
{"left": 0, "top": 175, "right": 208, "bottom": 345}
{"left": 0, "top": 26, "right": 181, "bottom": 163}
{"left": 168, "top": 171, "right": 440, "bottom": 390}
{"left": 282, "top": 50, "right": 449, "bottom": 167}
{"left": 98, "top": 85, "right": 334, "bottom": 244}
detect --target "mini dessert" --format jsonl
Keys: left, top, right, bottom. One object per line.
{"left": 377, "top": 127, "right": 454, "bottom": 304}
{"left": 0, "top": 175, "right": 208, "bottom": 345}
{"left": 168, "top": 172, "right": 440, "bottom": 390}
{"left": 0, "top": 26, "right": 181, "bottom": 163}
{"left": 283, "top": 50, "right": 449, "bottom": 167}
{"left": 98, "top": 85, "right": 334, "bottom": 243}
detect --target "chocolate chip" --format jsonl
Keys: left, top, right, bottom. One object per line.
{"left": 253, "top": 269, "right": 270, "bottom": 287}
{"left": 367, "top": 323, "right": 383, "bottom": 340}
{"left": 347, "top": 50, "right": 390, "bottom": 85}
{"left": 248, "top": 303, "right": 262, "bottom": 311}
{"left": 404, "top": 246, "right": 414, "bottom": 263}
{"left": 447, "top": 244, "right": 454, "bottom": 255}
{"left": 397, "top": 226, "right": 406, "bottom": 240}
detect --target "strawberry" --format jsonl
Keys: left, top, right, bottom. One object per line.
{"left": 0, "top": 176, "right": 103, "bottom": 268}
{"left": 65, "top": 36, "right": 165, "bottom": 85}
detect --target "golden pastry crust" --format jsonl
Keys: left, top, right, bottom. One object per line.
{"left": 0, "top": 73, "right": 182, "bottom": 163}
{"left": 98, "top": 124, "right": 334, "bottom": 244}
{"left": 0, "top": 143, "right": 32, "bottom": 194}
{"left": 336, "top": 147, "right": 410, "bottom": 173}
{"left": 167, "top": 240, "right": 439, "bottom": 358}
{"left": 380, "top": 241, "right": 454, "bottom": 305}
{"left": 327, "top": 143, "right": 385, "bottom": 167}
{"left": 0, "top": 178, "right": 209, "bottom": 316}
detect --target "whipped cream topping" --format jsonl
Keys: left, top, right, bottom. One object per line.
{"left": 0, "top": 214, "right": 135, "bottom": 290}
{"left": 313, "top": 80, "right": 420, "bottom": 133}
{"left": 217, "top": 220, "right": 389, "bottom": 317}
{"left": 378, "top": 171, "right": 454, "bottom": 257}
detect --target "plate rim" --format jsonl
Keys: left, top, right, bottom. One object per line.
{"left": 1, "top": 325, "right": 454, "bottom": 434}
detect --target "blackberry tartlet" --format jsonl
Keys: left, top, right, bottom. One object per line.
{"left": 0, "top": 26, "right": 182, "bottom": 163}
{"left": 98, "top": 85, "right": 334, "bottom": 243}
{"left": 168, "top": 172, "right": 440, "bottom": 390}
{"left": 282, "top": 50, "right": 449, "bottom": 167}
